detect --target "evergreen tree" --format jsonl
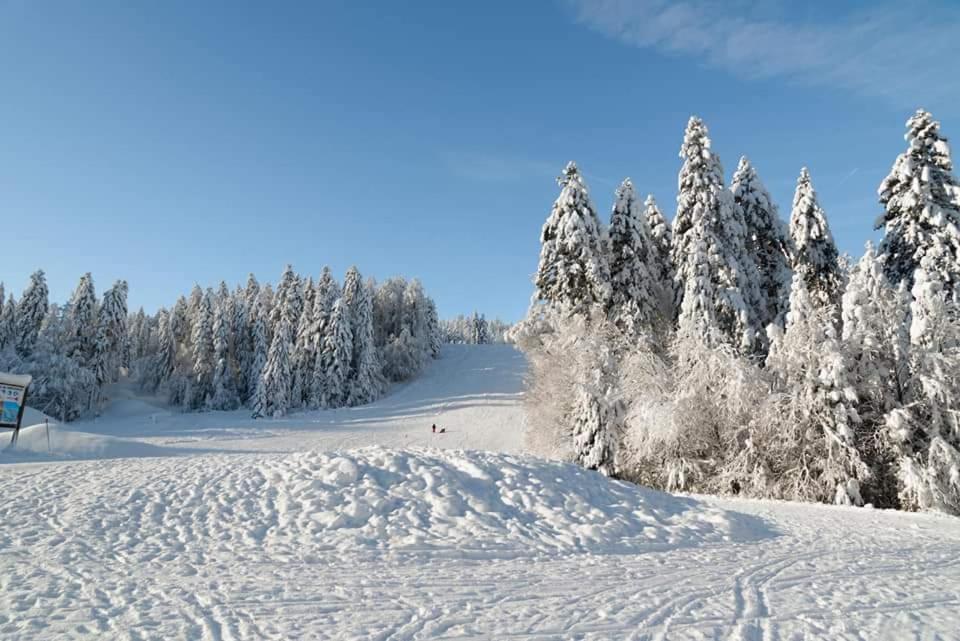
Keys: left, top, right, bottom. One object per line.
{"left": 732, "top": 157, "right": 793, "bottom": 331}
{"left": 671, "top": 117, "right": 757, "bottom": 352}
{"left": 291, "top": 277, "right": 316, "bottom": 409}
{"left": 472, "top": 312, "right": 488, "bottom": 345}
{"left": 425, "top": 299, "right": 442, "bottom": 358}
{"left": 342, "top": 271, "right": 383, "bottom": 405}
{"left": 190, "top": 289, "right": 215, "bottom": 408}
{"left": 885, "top": 264, "right": 960, "bottom": 514}
{"left": 92, "top": 280, "right": 128, "bottom": 387}
{"left": 270, "top": 265, "right": 300, "bottom": 330}
{"left": 258, "top": 317, "right": 293, "bottom": 418}
{"left": 607, "top": 178, "right": 661, "bottom": 336}
{"left": 789, "top": 168, "right": 843, "bottom": 310}
{"left": 571, "top": 330, "right": 623, "bottom": 477}
{"left": 248, "top": 297, "right": 271, "bottom": 415}
{"left": 876, "top": 110, "right": 960, "bottom": 300}
{"left": 154, "top": 308, "right": 176, "bottom": 389}
{"left": 841, "top": 244, "right": 911, "bottom": 506}
{"left": 209, "top": 296, "right": 240, "bottom": 410}
{"left": 65, "top": 272, "right": 98, "bottom": 365}
{"left": 317, "top": 298, "right": 352, "bottom": 408}
{"left": 170, "top": 296, "right": 190, "bottom": 347}
{"left": 643, "top": 195, "right": 674, "bottom": 320}
{"left": 0, "top": 294, "right": 15, "bottom": 352}
{"left": 15, "top": 270, "right": 49, "bottom": 357}
{"left": 766, "top": 273, "right": 868, "bottom": 505}
{"left": 534, "top": 161, "right": 611, "bottom": 312}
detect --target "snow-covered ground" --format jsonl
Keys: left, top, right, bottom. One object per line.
{"left": 2, "top": 345, "right": 959, "bottom": 640}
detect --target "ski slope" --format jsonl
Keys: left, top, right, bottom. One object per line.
{"left": 2, "top": 345, "right": 960, "bottom": 640}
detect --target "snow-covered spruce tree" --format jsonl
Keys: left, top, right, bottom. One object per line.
{"left": 643, "top": 195, "right": 675, "bottom": 321}
{"left": 607, "top": 178, "right": 661, "bottom": 337}
{"left": 534, "top": 161, "right": 611, "bottom": 313}
{"left": 152, "top": 309, "right": 176, "bottom": 390}
{"left": 256, "top": 317, "right": 293, "bottom": 418}
{"left": 64, "top": 272, "right": 98, "bottom": 365}
{"left": 15, "top": 270, "right": 49, "bottom": 357}
{"left": 761, "top": 273, "right": 868, "bottom": 505}
{"left": 884, "top": 264, "right": 960, "bottom": 514}
{"left": 789, "top": 168, "right": 843, "bottom": 311}
{"left": 732, "top": 157, "right": 793, "bottom": 332}
{"left": 208, "top": 296, "right": 240, "bottom": 410}
{"left": 232, "top": 280, "right": 252, "bottom": 396}
{"left": 671, "top": 117, "right": 759, "bottom": 353}
{"left": 342, "top": 269, "right": 383, "bottom": 405}
{"left": 514, "top": 308, "right": 624, "bottom": 475}
{"left": 248, "top": 296, "right": 271, "bottom": 417}
{"left": 317, "top": 298, "right": 352, "bottom": 408}
{"left": 20, "top": 306, "right": 98, "bottom": 422}
{"left": 0, "top": 294, "right": 15, "bottom": 352}
{"left": 841, "top": 244, "right": 912, "bottom": 506}
{"left": 314, "top": 267, "right": 341, "bottom": 326}
{"left": 170, "top": 296, "right": 190, "bottom": 349}
{"left": 472, "top": 312, "right": 488, "bottom": 345}
{"left": 290, "top": 277, "right": 317, "bottom": 409}
{"left": 876, "top": 110, "right": 960, "bottom": 301}
{"left": 569, "top": 319, "right": 624, "bottom": 477}
{"left": 270, "top": 265, "right": 300, "bottom": 331}
{"left": 92, "top": 280, "right": 128, "bottom": 388}
{"left": 189, "top": 289, "right": 215, "bottom": 409}
{"left": 425, "top": 299, "right": 442, "bottom": 358}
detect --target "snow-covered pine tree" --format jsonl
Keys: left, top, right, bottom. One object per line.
{"left": 64, "top": 272, "right": 98, "bottom": 365}
{"left": 248, "top": 296, "right": 271, "bottom": 416}
{"left": 789, "top": 168, "right": 843, "bottom": 311}
{"left": 189, "top": 288, "right": 215, "bottom": 409}
{"left": 290, "top": 277, "right": 316, "bottom": 409}
{"left": 342, "top": 273, "right": 383, "bottom": 405}
{"left": 732, "top": 157, "right": 793, "bottom": 332}
{"left": 884, "top": 264, "right": 960, "bottom": 514}
{"left": 607, "top": 178, "right": 661, "bottom": 336}
{"left": 764, "top": 273, "right": 868, "bottom": 505}
{"left": 315, "top": 267, "right": 340, "bottom": 324}
{"left": 643, "top": 195, "right": 675, "bottom": 321}
{"left": 270, "top": 265, "right": 299, "bottom": 330}
{"left": 841, "top": 243, "right": 912, "bottom": 507}
{"left": 671, "top": 117, "right": 757, "bottom": 352}
{"left": 425, "top": 299, "right": 442, "bottom": 358}
{"left": 153, "top": 308, "right": 176, "bottom": 389}
{"left": 570, "top": 326, "right": 623, "bottom": 477}
{"left": 257, "top": 316, "right": 293, "bottom": 418}
{"left": 876, "top": 110, "right": 960, "bottom": 301}
{"left": 231, "top": 282, "right": 250, "bottom": 394}
{"left": 170, "top": 296, "right": 190, "bottom": 347}
{"left": 209, "top": 295, "right": 240, "bottom": 410}
{"left": 472, "top": 312, "right": 488, "bottom": 345}
{"left": 534, "top": 161, "right": 611, "bottom": 313}
{"left": 15, "top": 270, "right": 49, "bottom": 357}
{"left": 92, "top": 280, "right": 128, "bottom": 388}
{"left": 317, "top": 297, "right": 352, "bottom": 408}
{"left": 0, "top": 294, "right": 15, "bottom": 351}
{"left": 128, "top": 307, "right": 147, "bottom": 362}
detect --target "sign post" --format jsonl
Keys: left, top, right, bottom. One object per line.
{"left": 0, "top": 373, "right": 33, "bottom": 449}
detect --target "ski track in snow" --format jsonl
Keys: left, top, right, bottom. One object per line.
{"left": 2, "top": 345, "right": 960, "bottom": 640}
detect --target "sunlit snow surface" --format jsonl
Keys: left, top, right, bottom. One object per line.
{"left": 2, "top": 345, "right": 959, "bottom": 640}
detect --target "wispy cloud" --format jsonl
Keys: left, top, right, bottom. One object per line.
{"left": 565, "top": 0, "right": 960, "bottom": 108}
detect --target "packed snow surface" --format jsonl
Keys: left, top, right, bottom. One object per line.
{"left": 2, "top": 345, "right": 960, "bottom": 640}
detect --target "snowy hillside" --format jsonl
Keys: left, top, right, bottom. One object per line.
{"left": 2, "top": 345, "right": 960, "bottom": 640}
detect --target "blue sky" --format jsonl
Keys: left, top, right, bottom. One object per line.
{"left": 2, "top": 0, "right": 959, "bottom": 322}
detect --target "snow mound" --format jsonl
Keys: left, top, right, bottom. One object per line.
{"left": 100, "top": 448, "right": 764, "bottom": 560}
{"left": 1, "top": 422, "right": 189, "bottom": 463}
